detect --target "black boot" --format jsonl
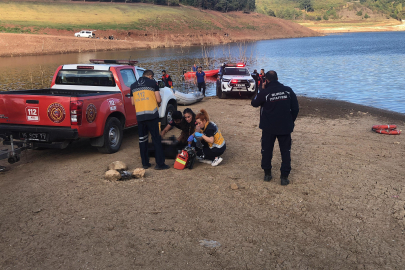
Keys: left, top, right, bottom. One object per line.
{"left": 264, "top": 170, "right": 272, "bottom": 182}
{"left": 280, "top": 175, "right": 290, "bottom": 186}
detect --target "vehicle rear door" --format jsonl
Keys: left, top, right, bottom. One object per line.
{"left": 0, "top": 92, "right": 71, "bottom": 127}
{"left": 117, "top": 67, "right": 138, "bottom": 126}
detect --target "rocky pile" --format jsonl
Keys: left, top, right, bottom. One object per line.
{"left": 104, "top": 161, "right": 146, "bottom": 181}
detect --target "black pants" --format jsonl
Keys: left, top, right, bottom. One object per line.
{"left": 261, "top": 131, "right": 291, "bottom": 176}
{"left": 198, "top": 82, "right": 206, "bottom": 96}
{"left": 138, "top": 118, "right": 165, "bottom": 167}
{"left": 197, "top": 144, "right": 226, "bottom": 161}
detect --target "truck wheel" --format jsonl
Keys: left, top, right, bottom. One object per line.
{"left": 162, "top": 104, "right": 175, "bottom": 126}
{"left": 217, "top": 84, "right": 226, "bottom": 99}
{"left": 218, "top": 89, "right": 227, "bottom": 99}
{"left": 98, "top": 117, "right": 123, "bottom": 154}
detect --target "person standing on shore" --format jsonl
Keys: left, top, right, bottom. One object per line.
{"left": 131, "top": 70, "right": 169, "bottom": 170}
{"left": 251, "top": 69, "right": 259, "bottom": 91}
{"left": 194, "top": 66, "right": 206, "bottom": 96}
{"left": 161, "top": 70, "right": 173, "bottom": 88}
{"left": 259, "top": 69, "right": 266, "bottom": 89}
{"left": 251, "top": 70, "right": 299, "bottom": 185}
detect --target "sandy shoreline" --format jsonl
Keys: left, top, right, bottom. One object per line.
{"left": 1, "top": 96, "right": 405, "bottom": 269}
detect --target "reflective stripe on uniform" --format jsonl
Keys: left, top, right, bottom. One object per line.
{"left": 139, "top": 135, "right": 148, "bottom": 143}
{"left": 136, "top": 108, "right": 158, "bottom": 116}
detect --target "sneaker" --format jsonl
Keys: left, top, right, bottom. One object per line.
{"left": 154, "top": 164, "right": 170, "bottom": 170}
{"left": 143, "top": 163, "right": 152, "bottom": 169}
{"left": 280, "top": 175, "right": 290, "bottom": 186}
{"left": 211, "top": 157, "right": 223, "bottom": 167}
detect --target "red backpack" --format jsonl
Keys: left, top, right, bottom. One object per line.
{"left": 174, "top": 147, "right": 196, "bottom": 170}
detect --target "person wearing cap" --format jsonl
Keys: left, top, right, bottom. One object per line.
{"left": 251, "top": 70, "right": 299, "bottom": 185}
{"left": 160, "top": 111, "right": 183, "bottom": 138}
{"left": 131, "top": 70, "right": 169, "bottom": 170}
{"left": 161, "top": 70, "right": 173, "bottom": 88}
{"left": 194, "top": 66, "right": 206, "bottom": 96}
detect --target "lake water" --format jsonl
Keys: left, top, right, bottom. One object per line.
{"left": 0, "top": 31, "right": 404, "bottom": 114}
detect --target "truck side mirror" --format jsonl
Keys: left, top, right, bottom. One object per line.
{"left": 157, "top": 81, "right": 165, "bottom": 88}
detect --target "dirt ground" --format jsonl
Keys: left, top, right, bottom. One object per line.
{"left": 1, "top": 96, "right": 405, "bottom": 269}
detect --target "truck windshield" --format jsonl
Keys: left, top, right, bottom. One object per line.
{"left": 55, "top": 70, "right": 116, "bottom": 86}
{"left": 224, "top": 68, "right": 250, "bottom": 76}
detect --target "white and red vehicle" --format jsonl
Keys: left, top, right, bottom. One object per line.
{"left": 216, "top": 63, "right": 256, "bottom": 99}
{"left": 0, "top": 59, "right": 177, "bottom": 163}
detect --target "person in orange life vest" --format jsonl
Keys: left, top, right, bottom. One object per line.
{"left": 161, "top": 70, "right": 173, "bottom": 88}
{"left": 193, "top": 109, "right": 226, "bottom": 167}
{"left": 258, "top": 69, "right": 266, "bottom": 89}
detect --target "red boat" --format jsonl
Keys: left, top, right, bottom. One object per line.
{"left": 184, "top": 69, "right": 219, "bottom": 77}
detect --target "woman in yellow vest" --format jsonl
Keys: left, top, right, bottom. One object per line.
{"left": 194, "top": 109, "right": 226, "bottom": 166}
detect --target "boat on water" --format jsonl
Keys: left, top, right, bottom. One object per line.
{"left": 183, "top": 69, "right": 220, "bottom": 77}
{"left": 174, "top": 90, "right": 204, "bottom": 106}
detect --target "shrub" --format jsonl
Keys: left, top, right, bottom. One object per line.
{"left": 356, "top": 10, "right": 363, "bottom": 16}
{"left": 323, "top": 14, "right": 329, "bottom": 20}
{"left": 364, "top": 13, "right": 370, "bottom": 19}
{"left": 267, "top": 9, "right": 276, "bottom": 17}
{"left": 316, "top": 16, "right": 321, "bottom": 21}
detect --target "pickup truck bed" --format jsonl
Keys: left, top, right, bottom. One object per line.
{"left": 1, "top": 88, "right": 118, "bottom": 97}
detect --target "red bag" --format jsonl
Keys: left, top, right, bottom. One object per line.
{"left": 174, "top": 150, "right": 189, "bottom": 170}
{"left": 174, "top": 147, "right": 196, "bottom": 170}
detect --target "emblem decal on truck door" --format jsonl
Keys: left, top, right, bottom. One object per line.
{"left": 47, "top": 103, "right": 66, "bottom": 123}
{"left": 86, "top": 103, "right": 97, "bottom": 123}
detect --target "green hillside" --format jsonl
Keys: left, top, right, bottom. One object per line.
{"left": 256, "top": 0, "right": 405, "bottom": 21}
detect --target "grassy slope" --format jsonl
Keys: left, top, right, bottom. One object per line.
{"left": 256, "top": 0, "right": 349, "bottom": 16}
{"left": 0, "top": 2, "right": 233, "bottom": 32}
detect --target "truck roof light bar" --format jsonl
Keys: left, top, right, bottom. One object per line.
{"left": 225, "top": 63, "right": 246, "bottom": 67}
{"left": 89, "top": 59, "right": 138, "bottom": 65}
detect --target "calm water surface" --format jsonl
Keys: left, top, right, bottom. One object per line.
{"left": 0, "top": 31, "right": 404, "bottom": 114}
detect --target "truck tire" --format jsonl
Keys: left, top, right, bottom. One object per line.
{"left": 98, "top": 117, "right": 123, "bottom": 154}
{"left": 218, "top": 89, "right": 227, "bottom": 99}
{"left": 217, "top": 84, "right": 226, "bottom": 99}
{"left": 162, "top": 104, "right": 175, "bottom": 126}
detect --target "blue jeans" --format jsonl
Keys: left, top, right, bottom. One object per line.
{"left": 138, "top": 117, "right": 165, "bottom": 167}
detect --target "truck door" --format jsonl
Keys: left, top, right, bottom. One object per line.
{"left": 118, "top": 68, "right": 138, "bottom": 127}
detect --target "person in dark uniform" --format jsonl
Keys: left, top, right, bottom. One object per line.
{"left": 194, "top": 66, "right": 206, "bottom": 96}
{"left": 161, "top": 70, "right": 173, "bottom": 88}
{"left": 131, "top": 70, "right": 169, "bottom": 170}
{"left": 251, "top": 70, "right": 299, "bottom": 185}
{"left": 160, "top": 111, "right": 183, "bottom": 138}
{"left": 251, "top": 69, "right": 259, "bottom": 91}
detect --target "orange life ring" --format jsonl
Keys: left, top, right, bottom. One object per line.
{"left": 372, "top": 125, "right": 397, "bottom": 131}
{"left": 374, "top": 129, "right": 401, "bottom": 135}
